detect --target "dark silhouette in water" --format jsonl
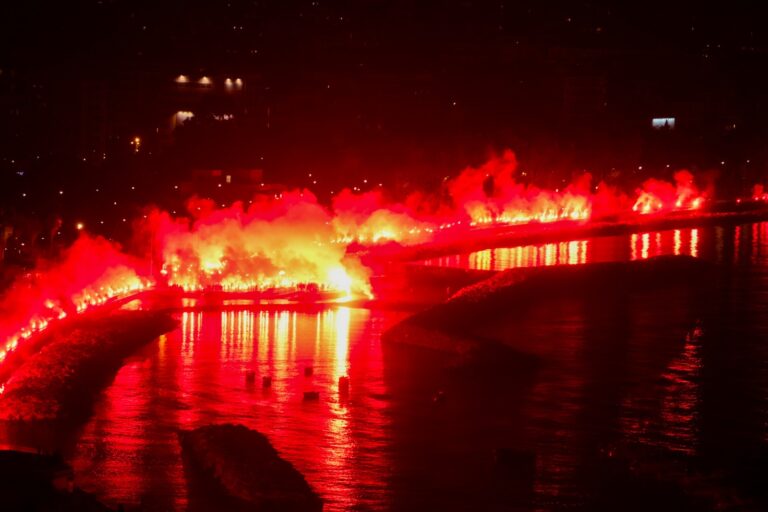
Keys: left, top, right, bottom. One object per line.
{"left": 179, "top": 424, "right": 322, "bottom": 511}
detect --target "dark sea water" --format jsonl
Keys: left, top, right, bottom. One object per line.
{"left": 70, "top": 222, "right": 768, "bottom": 511}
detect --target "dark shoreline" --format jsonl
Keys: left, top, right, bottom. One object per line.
{"left": 179, "top": 424, "right": 322, "bottom": 512}
{"left": 383, "top": 256, "right": 714, "bottom": 355}
{"left": 0, "top": 310, "right": 177, "bottom": 423}
{"left": 0, "top": 449, "right": 114, "bottom": 511}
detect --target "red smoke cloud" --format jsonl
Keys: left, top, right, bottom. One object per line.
{"left": 633, "top": 170, "right": 708, "bottom": 214}
{"left": 150, "top": 191, "right": 372, "bottom": 296}
{"left": 444, "top": 149, "right": 591, "bottom": 224}
{"left": 0, "top": 149, "right": 722, "bottom": 371}
{"left": 0, "top": 235, "right": 151, "bottom": 367}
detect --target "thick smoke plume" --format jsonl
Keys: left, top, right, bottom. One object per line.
{"left": 152, "top": 191, "right": 372, "bottom": 296}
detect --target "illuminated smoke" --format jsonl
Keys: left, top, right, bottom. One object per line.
{"left": 0, "top": 149, "right": 723, "bottom": 362}
{"left": 331, "top": 188, "right": 434, "bottom": 244}
{"left": 446, "top": 149, "right": 592, "bottom": 225}
{"left": 0, "top": 235, "right": 151, "bottom": 367}
{"left": 633, "top": 170, "right": 707, "bottom": 214}
{"left": 152, "top": 191, "right": 372, "bottom": 297}
{"left": 752, "top": 184, "right": 768, "bottom": 202}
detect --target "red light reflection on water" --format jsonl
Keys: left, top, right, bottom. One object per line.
{"left": 422, "top": 226, "right": 711, "bottom": 272}
{"left": 70, "top": 308, "right": 394, "bottom": 511}
{"left": 435, "top": 240, "right": 590, "bottom": 271}
{"left": 629, "top": 228, "right": 702, "bottom": 261}
{"left": 752, "top": 221, "right": 768, "bottom": 265}
{"left": 620, "top": 323, "right": 703, "bottom": 456}
{"left": 657, "top": 325, "right": 703, "bottom": 455}
{"left": 420, "top": 222, "right": 754, "bottom": 273}
{"left": 524, "top": 313, "right": 587, "bottom": 503}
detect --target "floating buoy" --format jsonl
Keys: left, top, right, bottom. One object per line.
{"left": 338, "top": 376, "right": 350, "bottom": 394}
{"left": 303, "top": 391, "right": 320, "bottom": 401}
{"left": 304, "top": 366, "right": 313, "bottom": 377}
{"left": 262, "top": 376, "right": 272, "bottom": 388}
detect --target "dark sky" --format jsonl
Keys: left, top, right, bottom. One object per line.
{"left": 1, "top": 0, "right": 767, "bottom": 245}
{"left": 2, "top": 1, "right": 768, "bottom": 195}
{"left": 3, "top": 1, "right": 766, "bottom": 72}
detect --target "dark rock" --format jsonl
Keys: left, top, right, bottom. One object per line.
{"left": 179, "top": 424, "right": 322, "bottom": 511}
{"left": 303, "top": 391, "right": 320, "bottom": 401}
{"left": 0, "top": 450, "right": 113, "bottom": 511}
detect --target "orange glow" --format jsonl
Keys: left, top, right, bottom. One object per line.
{"left": 154, "top": 193, "right": 372, "bottom": 298}
{"left": 641, "top": 232, "right": 650, "bottom": 259}
{"left": 334, "top": 307, "right": 351, "bottom": 379}
{"left": 461, "top": 241, "right": 588, "bottom": 271}
{"left": 567, "top": 240, "right": 579, "bottom": 265}
{"left": 469, "top": 249, "right": 492, "bottom": 271}
{"left": 544, "top": 243, "right": 555, "bottom": 266}
{"left": 690, "top": 229, "right": 699, "bottom": 258}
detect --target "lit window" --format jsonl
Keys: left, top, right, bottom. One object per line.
{"left": 175, "top": 111, "right": 194, "bottom": 125}
{"left": 651, "top": 117, "right": 675, "bottom": 130}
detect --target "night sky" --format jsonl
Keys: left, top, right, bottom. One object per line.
{"left": 2, "top": 1, "right": 768, "bottom": 235}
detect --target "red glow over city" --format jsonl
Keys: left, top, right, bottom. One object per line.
{"left": 0, "top": 150, "right": 757, "bottom": 374}
{"left": 6, "top": 4, "right": 768, "bottom": 509}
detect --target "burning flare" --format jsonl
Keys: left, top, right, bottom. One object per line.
{"left": 0, "top": 235, "right": 151, "bottom": 368}
{"left": 0, "top": 148, "right": 726, "bottom": 367}
{"left": 632, "top": 170, "right": 706, "bottom": 214}
{"left": 447, "top": 150, "right": 593, "bottom": 225}
{"left": 152, "top": 192, "right": 371, "bottom": 298}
